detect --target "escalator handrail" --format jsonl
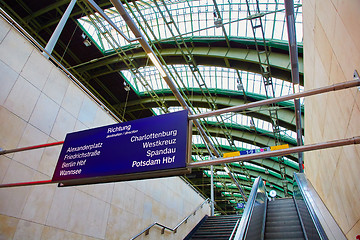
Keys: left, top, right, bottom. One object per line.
{"left": 228, "top": 218, "right": 241, "bottom": 240}
{"left": 293, "top": 195, "right": 310, "bottom": 240}
{"left": 233, "top": 176, "right": 262, "bottom": 240}
{"left": 294, "top": 173, "right": 328, "bottom": 240}
{"left": 260, "top": 195, "right": 268, "bottom": 239}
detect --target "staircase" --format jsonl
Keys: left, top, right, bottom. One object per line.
{"left": 185, "top": 215, "right": 240, "bottom": 240}
{"left": 265, "top": 198, "right": 305, "bottom": 240}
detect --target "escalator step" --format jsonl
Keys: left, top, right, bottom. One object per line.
{"left": 266, "top": 224, "right": 302, "bottom": 233}
{"left": 265, "top": 231, "right": 305, "bottom": 239}
{"left": 266, "top": 219, "right": 300, "bottom": 227}
{"left": 266, "top": 215, "right": 300, "bottom": 222}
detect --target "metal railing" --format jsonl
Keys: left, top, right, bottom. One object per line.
{"left": 229, "top": 218, "right": 241, "bottom": 240}
{"left": 293, "top": 173, "right": 346, "bottom": 240}
{"left": 233, "top": 176, "right": 267, "bottom": 240}
{"left": 180, "top": 176, "right": 207, "bottom": 201}
{"left": 129, "top": 198, "right": 210, "bottom": 240}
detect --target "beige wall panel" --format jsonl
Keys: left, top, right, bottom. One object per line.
{"left": 37, "top": 137, "right": 62, "bottom": 177}
{"left": 28, "top": 94, "right": 60, "bottom": 135}
{"left": 0, "top": 60, "right": 18, "bottom": 105}
{"left": 332, "top": 17, "right": 360, "bottom": 81}
{"left": 45, "top": 187, "right": 76, "bottom": 230}
{"left": 0, "top": 29, "right": 32, "bottom": 73}
{"left": 4, "top": 76, "right": 41, "bottom": 121}
{"left": 76, "top": 182, "right": 114, "bottom": 204}
{"left": 345, "top": 103, "right": 360, "bottom": 138}
{"left": 0, "top": 19, "right": 10, "bottom": 43}
{"left": 21, "top": 184, "right": 56, "bottom": 224}
{"left": 43, "top": 67, "right": 70, "bottom": 105}
{"left": 0, "top": 106, "right": 27, "bottom": 150}
{"left": 304, "top": 0, "right": 360, "bottom": 237}
{"left": 314, "top": 0, "right": 336, "bottom": 43}
{"left": 0, "top": 155, "right": 11, "bottom": 183}
{"left": 0, "top": 162, "right": 33, "bottom": 218}
{"left": 335, "top": 0, "right": 360, "bottom": 52}
{"left": 329, "top": 51, "right": 346, "bottom": 85}
{"left": 50, "top": 108, "right": 77, "bottom": 141}
{"left": 314, "top": 17, "right": 333, "bottom": 76}
{"left": 40, "top": 226, "right": 66, "bottom": 240}
{"left": 74, "top": 119, "right": 88, "bottom": 132}
{"left": 342, "top": 145, "right": 360, "bottom": 196}
{"left": 21, "top": 51, "right": 52, "bottom": 90}
{"left": 0, "top": 214, "right": 19, "bottom": 240}
{"left": 346, "top": 215, "right": 360, "bottom": 239}
{"left": 0, "top": 16, "right": 209, "bottom": 240}
{"left": 13, "top": 220, "right": 44, "bottom": 240}
{"left": 66, "top": 190, "right": 110, "bottom": 238}
{"left": 78, "top": 97, "right": 98, "bottom": 127}
{"left": 61, "top": 83, "right": 85, "bottom": 118}
{"left": 351, "top": 87, "right": 360, "bottom": 112}
{"left": 12, "top": 124, "right": 48, "bottom": 169}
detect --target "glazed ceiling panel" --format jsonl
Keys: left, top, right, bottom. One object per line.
{"left": 78, "top": 0, "right": 303, "bottom": 52}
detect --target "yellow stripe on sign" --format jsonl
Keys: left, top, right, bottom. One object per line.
{"left": 223, "top": 151, "right": 240, "bottom": 158}
{"left": 270, "top": 144, "right": 289, "bottom": 151}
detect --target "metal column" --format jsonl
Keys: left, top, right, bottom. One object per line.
{"left": 43, "top": 0, "right": 77, "bottom": 58}
{"left": 284, "top": 0, "right": 304, "bottom": 172}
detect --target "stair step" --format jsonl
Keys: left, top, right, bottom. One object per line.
{"left": 191, "top": 234, "right": 232, "bottom": 239}
{"left": 199, "top": 227, "right": 235, "bottom": 231}
{"left": 194, "top": 230, "right": 233, "bottom": 235}
{"left": 186, "top": 215, "right": 240, "bottom": 240}
{"left": 202, "top": 222, "right": 237, "bottom": 226}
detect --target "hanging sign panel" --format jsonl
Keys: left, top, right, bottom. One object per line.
{"left": 52, "top": 110, "right": 189, "bottom": 185}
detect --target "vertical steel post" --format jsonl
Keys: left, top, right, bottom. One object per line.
{"left": 284, "top": 0, "right": 304, "bottom": 172}
{"left": 43, "top": 0, "right": 77, "bottom": 58}
{"left": 210, "top": 165, "right": 215, "bottom": 216}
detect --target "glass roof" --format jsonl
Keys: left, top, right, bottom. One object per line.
{"left": 122, "top": 65, "right": 304, "bottom": 103}
{"left": 78, "top": 0, "right": 303, "bottom": 53}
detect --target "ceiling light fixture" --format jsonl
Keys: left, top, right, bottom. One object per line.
{"left": 83, "top": 39, "right": 91, "bottom": 47}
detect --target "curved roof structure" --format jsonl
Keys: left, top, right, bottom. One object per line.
{"left": 0, "top": 0, "right": 303, "bottom": 214}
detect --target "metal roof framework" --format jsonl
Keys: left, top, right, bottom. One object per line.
{"left": 0, "top": 0, "right": 303, "bottom": 215}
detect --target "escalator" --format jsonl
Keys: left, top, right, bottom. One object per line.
{"left": 234, "top": 173, "right": 346, "bottom": 240}
{"left": 186, "top": 173, "right": 346, "bottom": 240}
{"left": 264, "top": 198, "right": 305, "bottom": 240}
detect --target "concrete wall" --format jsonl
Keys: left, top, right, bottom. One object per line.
{"left": 303, "top": 0, "right": 360, "bottom": 238}
{"left": 0, "top": 17, "right": 209, "bottom": 240}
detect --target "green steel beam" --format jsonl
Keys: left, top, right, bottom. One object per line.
{"left": 202, "top": 169, "right": 293, "bottom": 193}
{"left": 192, "top": 148, "right": 299, "bottom": 174}
{"left": 115, "top": 93, "right": 303, "bottom": 132}
{"left": 72, "top": 44, "right": 303, "bottom": 84}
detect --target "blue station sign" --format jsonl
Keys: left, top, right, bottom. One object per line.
{"left": 52, "top": 110, "right": 189, "bottom": 185}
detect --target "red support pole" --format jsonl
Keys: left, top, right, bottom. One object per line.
{"left": 0, "top": 141, "right": 64, "bottom": 155}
